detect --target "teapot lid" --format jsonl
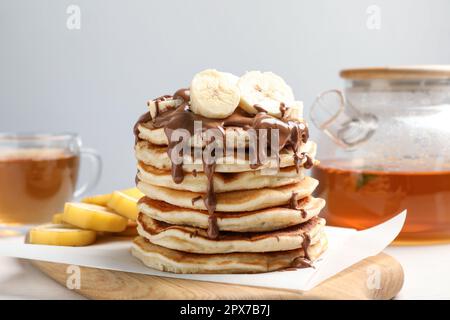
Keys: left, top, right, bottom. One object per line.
{"left": 340, "top": 65, "right": 450, "bottom": 80}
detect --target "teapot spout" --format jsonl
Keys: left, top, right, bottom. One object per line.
{"left": 310, "top": 89, "right": 377, "bottom": 149}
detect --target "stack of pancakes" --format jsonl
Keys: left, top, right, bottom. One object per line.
{"left": 131, "top": 71, "right": 327, "bottom": 274}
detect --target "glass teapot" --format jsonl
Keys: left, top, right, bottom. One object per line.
{"left": 310, "top": 66, "right": 450, "bottom": 244}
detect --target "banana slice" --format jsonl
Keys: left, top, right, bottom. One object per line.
{"left": 107, "top": 191, "right": 140, "bottom": 221}
{"left": 120, "top": 187, "right": 144, "bottom": 199}
{"left": 81, "top": 188, "right": 142, "bottom": 206}
{"left": 28, "top": 224, "right": 97, "bottom": 246}
{"left": 284, "top": 101, "right": 304, "bottom": 121}
{"left": 190, "top": 69, "right": 240, "bottom": 119}
{"left": 82, "top": 193, "right": 112, "bottom": 206}
{"left": 63, "top": 202, "right": 128, "bottom": 232}
{"left": 223, "top": 72, "right": 239, "bottom": 85}
{"left": 52, "top": 213, "right": 64, "bottom": 224}
{"left": 148, "top": 96, "right": 184, "bottom": 119}
{"left": 238, "top": 71, "right": 295, "bottom": 117}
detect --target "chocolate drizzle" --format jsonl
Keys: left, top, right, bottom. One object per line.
{"left": 203, "top": 160, "right": 217, "bottom": 214}
{"left": 285, "top": 233, "right": 313, "bottom": 269}
{"left": 302, "top": 152, "right": 314, "bottom": 169}
{"left": 154, "top": 95, "right": 172, "bottom": 116}
{"left": 300, "top": 209, "right": 307, "bottom": 219}
{"left": 289, "top": 192, "right": 298, "bottom": 210}
{"left": 290, "top": 257, "right": 313, "bottom": 269}
{"left": 173, "top": 88, "right": 190, "bottom": 101}
{"left": 189, "top": 229, "right": 199, "bottom": 238}
{"left": 191, "top": 196, "right": 202, "bottom": 206}
{"left": 207, "top": 215, "right": 219, "bottom": 239}
{"left": 203, "top": 139, "right": 219, "bottom": 238}
{"left": 133, "top": 89, "right": 311, "bottom": 240}
{"left": 289, "top": 192, "right": 308, "bottom": 219}
{"left": 293, "top": 152, "right": 314, "bottom": 172}
{"left": 302, "top": 233, "right": 311, "bottom": 260}
{"left": 167, "top": 134, "right": 185, "bottom": 184}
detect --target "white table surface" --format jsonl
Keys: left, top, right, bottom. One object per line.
{"left": 1, "top": 244, "right": 450, "bottom": 300}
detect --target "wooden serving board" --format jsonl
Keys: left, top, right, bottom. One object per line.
{"left": 31, "top": 252, "right": 403, "bottom": 300}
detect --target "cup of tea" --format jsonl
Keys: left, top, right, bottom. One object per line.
{"left": 0, "top": 133, "right": 101, "bottom": 225}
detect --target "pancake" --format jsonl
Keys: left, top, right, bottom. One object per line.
{"left": 131, "top": 235, "right": 328, "bottom": 274}
{"left": 138, "top": 197, "right": 325, "bottom": 232}
{"left": 137, "top": 123, "right": 256, "bottom": 148}
{"left": 135, "top": 140, "right": 317, "bottom": 173}
{"left": 137, "top": 161, "right": 304, "bottom": 193}
{"left": 137, "top": 176, "right": 318, "bottom": 212}
{"left": 137, "top": 214, "right": 325, "bottom": 254}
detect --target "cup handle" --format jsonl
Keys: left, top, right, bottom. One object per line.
{"left": 310, "top": 89, "right": 378, "bottom": 148}
{"left": 73, "top": 148, "right": 102, "bottom": 199}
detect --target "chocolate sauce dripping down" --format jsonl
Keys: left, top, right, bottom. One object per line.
{"left": 191, "top": 196, "right": 202, "bottom": 206}
{"left": 203, "top": 138, "right": 220, "bottom": 239}
{"left": 302, "top": 152, "right": 314, "bottom": 169}
{"left": 289, "top": 192, "right": 308, "bottom": 219}
{"left": 300, "top": 209, "right": 307, "bottom": 219}
{"left": 207, "top": 215, "right": 219, "bottom": 239}
{"left": 287, "top": 231, "right": 314, "bottom": 269}
{"left": 190, "top": 230, "right": 199, "bottom": 238}
{"left": 156, "top": 103, "right": 198, "bottom": 184}
{"left": 293, "top": 152, "right": 314, "bottom": 172}
{"left": 203, "top": 154, "right": 217, "bottom": 214}
{"left": 250, "top": 105, "right": 310, "bottom": 169}
{"left": 302, "top": 233, "right": 311, "bottom": 261}
{"left": 289, "top": 192, "right": 298, "bottom": 209}
{"left": 290, "top": 257, "right": 313, "bottom": 269}
{"left": 166, "top": 135, "right": 185, "bottom": 184}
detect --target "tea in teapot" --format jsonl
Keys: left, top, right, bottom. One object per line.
{"left": 311, "top": 66, "right": 450, "bottom": 244}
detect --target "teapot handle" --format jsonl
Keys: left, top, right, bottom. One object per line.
{"left": 310, "top": 89, "right": 378, "bottom": 149}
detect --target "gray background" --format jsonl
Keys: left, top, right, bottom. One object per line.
{"left": 1, "top": 0, "right": 449, "bottom": 194}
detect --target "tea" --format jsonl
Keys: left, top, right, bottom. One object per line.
{"left": 0, "top": 148, "right": 80, "bottom": 224}
{"left": 313, "top": 160, "right": 450, "bottom": 244}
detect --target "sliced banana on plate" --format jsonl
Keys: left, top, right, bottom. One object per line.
{"left": 81, "top": 188, "right": 142, "bottom": 206}
{"left": 28, "top": 224, "right": 97, "bottom": 246}
{"left": 238, "top": 71, "right": 295, "bottom": 117}
{"left": 82, "top": 193, "right": 112, "bottom": 206}
{"left": 107, "top": 191, "right": 140, "bottom": 221}
{"left": 120, "top": 187, "right": 144, "bottom": 199}
{"left": 190, "top": 69, "right": 240, "bottom": 119}
{"left": 63, "top": 202, "right": 128, "bottom": 232}
{"left": 51, "top": 213, "right": 64, "bottom": 224}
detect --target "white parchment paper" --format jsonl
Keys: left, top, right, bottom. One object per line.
{"left": 0, "top": 211, "right": 406, "bottom": 291}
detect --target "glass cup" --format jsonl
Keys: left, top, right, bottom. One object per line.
{"left": 0, "top": 133, "right": 101, "bottom": 231}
